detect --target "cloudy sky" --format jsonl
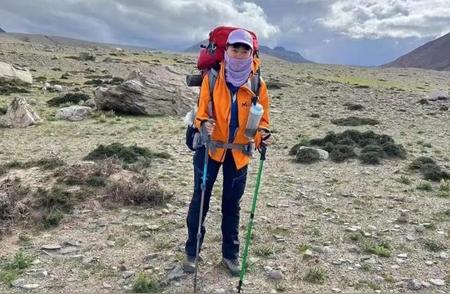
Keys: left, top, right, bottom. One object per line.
{"left": 1, "top": 0, "right": 450, "bottom": 66}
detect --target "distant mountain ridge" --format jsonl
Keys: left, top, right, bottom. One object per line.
{"left": 0, "top": 28, "right": 5, "bottom": 33}
{"left": 383, "top": 32, "right": 450, "bottom": 71}
{"left": 259, "top": 45, "right": 313, "bottom": 63}
{"left": 185, "top": 41, "right": 313, "bottom": 64}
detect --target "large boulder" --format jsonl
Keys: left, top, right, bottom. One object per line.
{"left": 94, "top": 67, "right": 196, "bottom": 116}
{"left": 55, "top": 106, "right": 92, "bottom": 121}
{"left": 0, "top": 97, "right": 40, "bottom": 128}
{"left": 0, "top": 62, "right": 33, "bottom": 85}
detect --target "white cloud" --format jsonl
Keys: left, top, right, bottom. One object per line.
{"left": 319, "top": 0, "right": 450, "bottom": 39}
{"left": 0, "top": 0, "right": 278, "bottom": 48}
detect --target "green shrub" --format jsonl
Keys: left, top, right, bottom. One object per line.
{"left": 359, "top": 151, "right": 382, "bottom": 164}
{"left": 416, "top": 182, "right": 433, "bottom": 191}
{"left": 47, "top": 93, "right": 90, "bottom": 107}
{"left": 132, "top": 272, "right": 161, "bottom": 293}
{"left": 343, "top": 103, "right": 364, "bottom": 111}
{"left": 363, "top": 241, "right": 392, "bottom": 257}
{"left": 382, "top": 142, "right": 406, "bottom": 158}
{"left": 0, "top": 251, "right": 33, "bottom": 285}
{"left": 295, "top": 148, "right": 321, "bottom": 164}
{"left": 304, "top": 267, "right": 326, "bottom": 284}
{"left": 104, "top": 177, "right": 173, "bottom": 207}
{"left": 331, "top": 116, "right": 380, "bottom": 126}
{"left": 84, "top": 143, "right": 170, "bottom": 164}
{"left": 423, "top": 239, "right": 447, "bottom": 252}
{"left": 420, "top": 164, "right": 449, "bottom": 182}
{"left": 330, "top": 144, "right": 356, "bottom": 162}
{"left": 409, "top": 157, "right": 436, "bottom": 170}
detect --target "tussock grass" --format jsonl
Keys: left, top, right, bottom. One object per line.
{"left": 84, "top": 143, "right": 170, "bottom": 164}
{"left": 47, "top": 93, "right": 90, "bottom": 107}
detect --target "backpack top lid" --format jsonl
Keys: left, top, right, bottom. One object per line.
{"left": 197, "top": 26, "right": 259, "bottom": 71}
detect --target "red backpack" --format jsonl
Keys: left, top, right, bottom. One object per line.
{"left": 197, "top": 26, "right": 259, "bottom": 72}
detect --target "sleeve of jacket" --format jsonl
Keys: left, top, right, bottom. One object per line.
{"left": 254, "top": 78, "right": 270, "bottom": 147}
{"left": 194, "top": 74, "right": 211, "bottom": 130}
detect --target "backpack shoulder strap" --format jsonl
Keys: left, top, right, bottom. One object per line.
{"left": 250, "top": 69, "right": 261, "bottom": 104}
{"left": 207, "top": 66, "right": 219, "bottom": 118}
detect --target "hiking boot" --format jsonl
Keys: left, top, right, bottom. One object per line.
{"left": 182, "top": 255, "right": 196, "bottom": 273}
{"left": 222, "top": 258, "right": 240, "bottom": 277}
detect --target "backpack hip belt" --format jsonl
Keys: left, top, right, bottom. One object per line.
{"left": 210, "top": 140, "right": 255, "bottom": 156}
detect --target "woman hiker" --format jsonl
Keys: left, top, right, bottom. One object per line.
{"left": 183, "top": 29, "right": 273, "bottom": 276}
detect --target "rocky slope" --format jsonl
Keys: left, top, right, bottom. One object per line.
{"left": 383, "top": 32, "right": 450, "bottom": 71}
{"left": 0, "top": 35, "right": 449, "bottom": 293}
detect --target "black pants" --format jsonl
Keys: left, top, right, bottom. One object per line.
{"left": 185, "top": 147, "right": 248, "bottom": 260}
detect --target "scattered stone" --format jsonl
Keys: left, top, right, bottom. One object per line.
{"left": 103, "top": 282, "right": 112, "bottom": 288}
{"left": 82, "top": 256, "right": 97, "bottom": 264}
{"left": 397, "top": 253, "right": 408, "bottom": 259}
{"left": 41, "top": 244, "right": 62, "bottom": 250}
{"left": 0, "top": 61, "right": 33, "bottom": 85}
{"left": 44, "top": 82, "right": 65, "bottom": 92}
{"left": 59, "top": 247, "right": 80, "bottom": 255}
{"left": 425, "top": 261, "right": 434, "bottom": 266}
{"left": 122, "top": 270, "right": 135, "bottom": 279}
{"left": 267, "top": 270, "right": 283, "bottom": 280}
{"left": 166, "top": 265, "right": 185, "bottom": 281}
{"left": 421, "top": 281, "right": 431, "bottom": 288}
{"left": 429, "top": 91, "right": 449, "bottom": 101}
{"left": 332, "top": 288, "right": 342, "bottom": 292}
{"left": 64, "top": 240, "right": 82, "bottom": 247}
{"left": 55, "top": 105, "right": 92, "bottom": 121}
{"left": 1, "top": 97, "right": 41, "bottom": 128}
{"left": 82, "top": 98, "right": 96, "bottom": 108}
{"left": 22, "top": 284, "right": 40, "bottom": 290}
{"left": 429, "top": 279, "right": 445, "bottom": 286}
{"left": 11, "top": 278, "right": 26, "bottom": 288}
{"left": 439, "top": 252, "right": 448, "bottom": 259}
{"left": 407, "top": 279, "right": 422, "bottom": 290}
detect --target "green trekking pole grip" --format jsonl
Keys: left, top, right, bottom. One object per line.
{"left": 237, "top": 145, "right": 266, "bottom": 293}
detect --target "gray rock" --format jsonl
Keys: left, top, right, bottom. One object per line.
{"left": 41, "top": 244, "right": 62, "bottom": 250}
{"left": 429, "top": 91, "right": 449, "bottom": 101}
{"left": 94, "top": 67, "right": 195, "bottom": 116}
{"left": 55, "top": 105, "right": 92, "bottom": 121}
{"left": 407, "top": 279, "right": 422, "bottom": 290}
{"left": 81, "top": 98, "right": 97, "bottom": 108}
{"left": 0, "top": 61, "right": 33, "bottom": 85}
{"left": 82, "top": 256, "right": 97, "bottom": 264}
{"left": 1, "top": 97, "right": 41, "bottom": 128}
{"left": 22, "top": 284, "right": 40, "bottom": 290}
{"left": 429, "top": 279, "right": 445, "bottom": 286}
{"left": 439, "top": 252, "right": 449, "bottom": 259}
{"left": 11, "top": 278, "right": 26, "bottom": 288}
{"left": 122, "top": 270, "right": 135, "bottom": 279}
{"left": 166, "top": 265, "right": 185, "bottom": 281}
{"left": 421, "top": 281, "right": 431, "bottom": 288}
{"left": 268, "top": 270, "right": 283, "bottom": 280}
{"left": 59, "top": 247, "right": 79, "bottom": 255}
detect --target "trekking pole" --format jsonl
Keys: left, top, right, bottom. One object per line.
{"left": 237, "top": 145, "right": 267, "bottom": 293}
{"left": 193, "top": 130, "right": 210, "bottom": 293}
